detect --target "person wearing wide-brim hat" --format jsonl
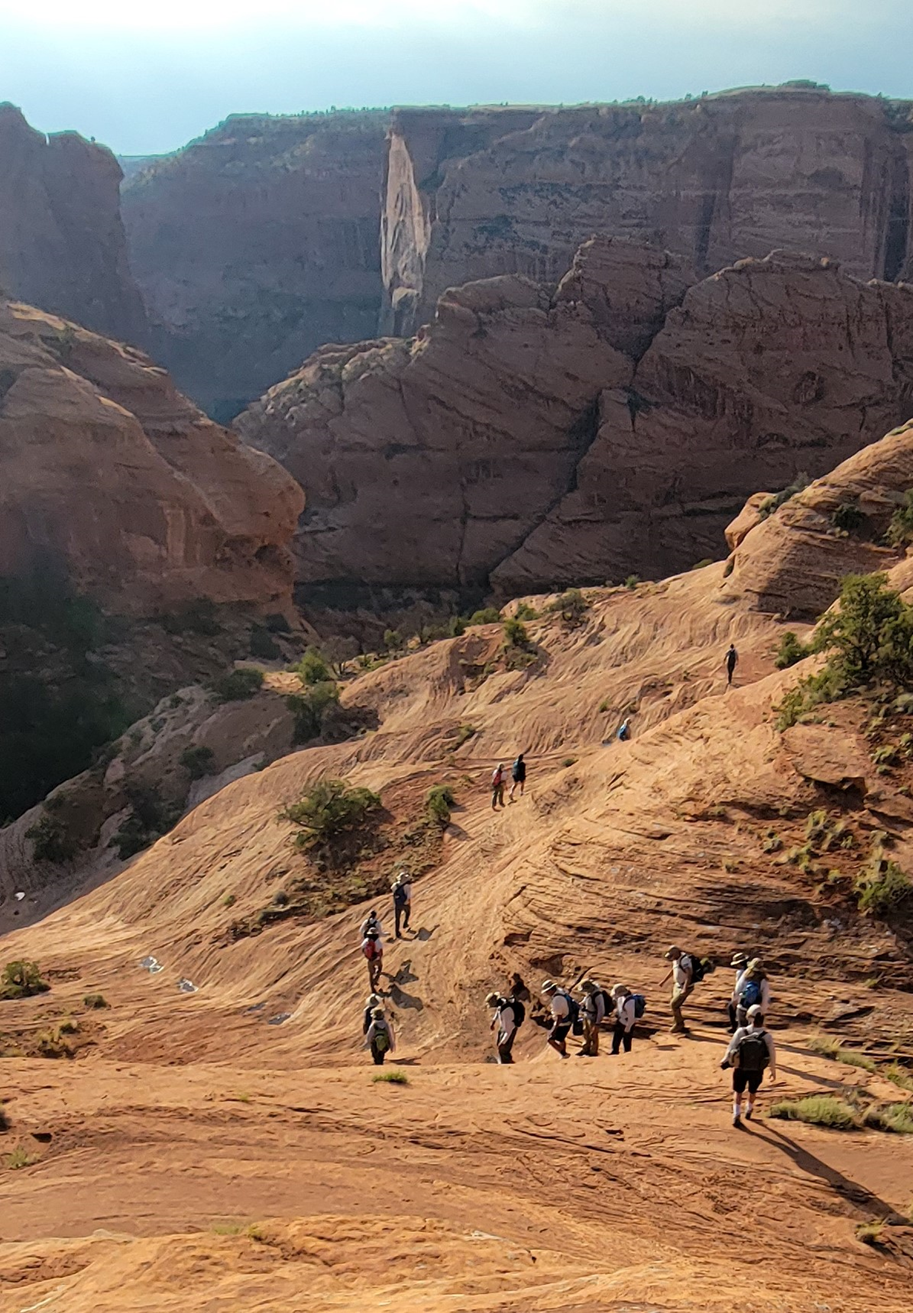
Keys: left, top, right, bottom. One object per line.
{"left": 363, "top": 1005, "right": 395, "bottom": 1065}
{"left": 734, "top": 957, "right": 771, "bottom": 1030}
{"left": 728, "top": 952, "right": 750, "bottom": 1032}
{"left": 578, "top": 979, "right": 605, "bottom": 1057}
{"left": 363, "top": 991, "right": 382, "bottom": 1035}
{"left": 661, "top": 945, "right": 693, "bottom": 1034}
{"left": 485, "top": 991, "right": 518, "bottom": 1064}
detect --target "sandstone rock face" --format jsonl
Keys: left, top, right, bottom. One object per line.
{"left": 0, "top": 298, "right": 303, "bottom": 615}
{"left": 240, "top": 242, "right": 913, "bottom": 598}
{"left": 724, "top": 419, "right": 913, "bottom": 619}
{"left": 0, "top": 103, "right": 146, "bottom": 344}
{"left": 383, "top": 89, "right": 913, "bottom": 334}
{"left": 121, "top": 113, "right": 389, "bottom": 420}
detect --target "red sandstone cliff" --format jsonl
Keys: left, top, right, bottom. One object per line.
{"left": 0, "top": 103, "right": 147, "bottom": 345}
{"left": 0, "top": 298, "right": 303, "bottom": 616}
{"left": 121, "top": 113, "right": 389, "bottom": 421}
{"left": 239, "top": 240, "right": 913, "bottom": 597}
{"left": 382, "top": 89, "right": 913, "bottom": 335}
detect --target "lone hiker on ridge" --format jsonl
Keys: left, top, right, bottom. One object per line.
{"left": 726, "top": 643, "right": 738, "bottom": 686}
{"left": 508, "top": 753, "right": 527, "bottom": 802}
{"left": 721, "top": 1003, "right": 777, "bottom": 1127}
{"left": 363, "top": 1006, "right": 396, "bottom": 1065}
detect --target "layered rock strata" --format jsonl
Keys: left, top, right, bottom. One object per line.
{"left": 240, "top": 242, "right": 913, "bottom": 597}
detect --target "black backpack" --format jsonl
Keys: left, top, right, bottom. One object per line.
{"left": 507, "top": 996, "right": 525, "bottom": 1028}
{"left": 687, "top": 955, "right": 714, "bottom": 985}
{"left": 592, "top": 988, "right": 612, "bottom": 1021}
{"left": 556, "top": 989, "right": 579, "bottom": 1026}
{"left": 735, "top": 1029, "right": 770, "bottom": 1073}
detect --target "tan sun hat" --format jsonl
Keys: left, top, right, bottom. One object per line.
{"left": 731, "top": 952, "right": 749, "bottom": 967}
{"left": 541, "top": 979, "right": 557, "bottom": 993}
{"left": 746, "top": 957, "right": 763, "bottom": 974}
{"left": 580, "top": 979, "right": 597, "bottom": 992}
{"left": 485, "top": 991, "right": 500, "bottom": 1007}
{"left": 612, "top": 983, "right": 630, "bottom": 997}
{"left": 746, "top": 1004, "right": 763, "bottom": 1020}
{"left": 664, "top": 946, "right": 682, "bottom": 959}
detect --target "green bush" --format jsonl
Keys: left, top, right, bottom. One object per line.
{"left": 26, "top": 813, "right": 78, "bottom": 863}
{"left": 806, "top": 1035, "right": 876, "bottom": 1072}
{"left": 549, "top": 588, "right": 589, "bottom": 623}
{"left": 112, "top": 783, "right": 180, "bottom": 860}
{"left": 180, "top": 746, "right": 216, "bottom": 780}
{"left": 624, "top": 574, "right": 641, "bottom": 590}
{"left": 249, "top": 626, "right": 280, "bottom": 660}
{"left": 295, "top": 648, "right": 332, "bottom": 686}
{"left": 513, "top": 602, "right": 538, "bottom": 621}
{"left": 455, "top": 724, "right": 476, "bottom": 747}
{"left": 0, "top": 960, "right": 50, "bottom": 1000}
{"left": 373, "top": 1070, "right": 408, "bottom": 1084}
{"left": 862, "top": 1102, "right": 913, "bottom": 1134}
{"left": 425, "top": 784, "right": 456, "bottom": 825}
{"left": 886, "top": 489, "right": 913, "bottom": 548}
{"left": 691, "top": 558, "right": 714, "bottom": 570}
{"left": 884, "top": 1063, "right": 913, "bottom": 1093}
{"left": 467, "top": 607, "right": 501, "bottom": 626}
{"left": 383, "top": 628, "right": 403, "bottom": 652}
{"left": 286, "top": 682, "right": 340, "bottom": 744}
{"left": 854, "top": 856, "right": 912, "bottom": 916}
{"left": 502, "top": 617, "right": 530, "bottom": 649}
{"left": 774, "top": 665, "right": 843, "bottom": 729}
{"left": 83, "top": 993, "right": 108, "bottom": 1009}
{"left": 774, "top": 631, "right": 812, "bottom": 669}
{"left": 758, "top": 472, "right": 810, "bottom": 520}
{"left": 816, "top": 573, "right": 913, "bottom": 687}
{"left": 768, "top": 1095, "right": 858, "bottom": 1129}
{"left": 210, "top": 667, "right": 265, "bottom": 703}
{"left": 279, "top": 778, "right": 381, "bottom": 853}
{"left": 832, "top": 502, "right": 867, "bottom": 534}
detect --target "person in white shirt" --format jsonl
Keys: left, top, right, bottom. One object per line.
{"left": 578, "top": 979, "right": 606, "bottom": 1057}
{"left": 611, "top": 984, "right": 637, "bottom": 1054}
{"left": 541, "top": 979, "right": 572, "bottom": 1058}
{"left": 733, "top": 958, "right": 772, "bottom": 1028}
{"left": 661, "top": 946, "right": 694, "bottom": 1034}
{"left": 722, "top": 1004, "right": 777, "bottom": 1126}
{"left": 486, "top": 991, "right": 517, "bottom": 1064}
{"left": 359, "top": 909, "right": 383, "bottom": 944}
{"left": 363, "top": 1007, "right": 396, "bottom": 1065}
{"left": 728, "top": 952, "right": 749, "bottom": 1031}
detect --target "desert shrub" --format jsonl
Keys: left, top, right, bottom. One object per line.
{"left": 856, "top": 1221, "right": 887, "bottom": 1246}
{"left": 112, "top": 783, "right": 180, "bottom": 860}
{"left": 774, "top": 631, "right": 812, "bottom": 669}
{"left": 223, "top": 893, "right": 236, "bottom": 908}
{"left": 279, "top": 778, "right": 381, "bottom": 853}
{"left": 372, "top": 1070, "right": 408, "bottom": 1084}
{"left": 768, "top": 1095, "right": 858, "bottom": 1129}
{"left": 383, "top": 628, "right": 403, "bottom": 652}
{"left": 425, "top": 784, "right": 456, "bottom": 825}
{"left": 249, "top": 626, "right": 280, "bottom": 660}
{"left": 180, "top": 746, "right": 216, "bottom": 780}
{"left": 3, "top": 1147, "right": 36, "bottom": 1169}
{"left": 691, "top": 558, "right": 715, "bottom": 570}
{"left": 561, "top": 756, "right": 577, "bottom": 767}
{"left": 886, "top": 489, "right": 913, "bottom": 547}
{"left": 861, "top": 1102, "right": 913, "bottom": 1134}
{"left": 832, "top": 502, "right": 867, "bottom": 534}
{"left": 295, "top": 648, "right": 332, "bottom": 685}
{"left": 286, "top": 682, "right": 340, "bottom": 744}
{"left": 0, "top": 960, "right": 49, "bottom": 1000}
{"left": 774, "top": 666, "right": 843, "bottom": 730}
{"left": 816, "top": 573, "right": 913, "bottom": 687}
{"left": 467, "top": 607, "right": 501, "bottom": 626}
{"left": 513, "top": 602, "right": 538, "bottom": 621}
{"left": 83, "top": 993, "right": 108, "bottom": 1009}
{"left": 624, "top": 575, "right": 641, "bottom": 590}
{"left": 448, "top": 615, "right": 466, "bottom": 637}
{"left": 25, "top": 813, "right": 77, "bottom": 863}
{"left": 722, "top": 559, "right": 734, "bottom": 578}
{"left": 455, "top": 724, "right": 476, "bottom": 747}
{"left": 884, "top": 1064, "right": 913, "bottom": 1093}
{"left": 549, "top": 588, "right": 589, "bottom": 624}
{"left": 758, "top": 472, "right": 810, "bottom": 520}
{"left": 854, "top": 856, "right": 912, "bottom": 916}
{"left": 502, "top": 617, "right": 530, "bottom": 649}
{"left": 806, "top": 1035, "right": 876, "bottom": 1072}
{"left": 210, "top": 667, "right": 264, "bottom": 702}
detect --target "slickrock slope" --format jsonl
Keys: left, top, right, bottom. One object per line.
{"left": 726, "top": 417, "right": 913, "bottom": 619}
{"left": 0, "top": 103, "right": 146, "bottom": 344}
{"left": 384, "top": 89, "right": 913, "bottom": 334}
{"left": 121, "top": 113, "right": 389, "bottom": 419}
{"left": 1, "top": 559, "right": 912, "bottom": 1310}
{"left": 241, "top": 242, "right": 913, "bottom": 596}
{"left": 0, "top": 297, "right": 303, "bottom": 616}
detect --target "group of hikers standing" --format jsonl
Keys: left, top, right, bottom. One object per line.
{"left": 484, "top": 975, "right": 644, "bottom": 1064}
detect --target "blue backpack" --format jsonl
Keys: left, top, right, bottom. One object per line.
{"left": 631, "top": 993, "right": 647, "bottom": 1019}
{"left": 740, "top": 979, "right": 763, "bottom": 1009}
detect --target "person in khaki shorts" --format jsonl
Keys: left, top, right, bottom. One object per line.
{"left": 661, "top": 945, "right": 694, "bottom": 1034}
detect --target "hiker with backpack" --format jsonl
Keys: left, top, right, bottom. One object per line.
{"left": 660, "top": 946, "right": 712, "bottom": 1034}
{"left": 363, "top": 1006, "right": 396, "bottom": 1065}
{"left": 359, "top": 909, "right": 383, "bottom": 942}
{"left": 486, "top": 990, "right": 523, "bottom": 1063}
{"left": 508, "top": 753, "right": 527, "bottom": 802}
{"left": 721, "top": 1003, "right": 777, "bottom": 1126}
{"left": 726, "top": 643, "right": 738, "bottom": 686}
{"left": 610, "top": 984, "right": 642, "bottom": 1054}
{"left": 729, "top": 952, "right": 750, "bottom": 1031}
{"left": 734, "top": 958, "right": 771, "bottom": 1029}
{"left": 392, "top": 873, "right": 411, "bottom": 938}
{"left": 491, "top": 764, "right": 506, "bottom": 810}
{"left": 578, "top": 979, "right": 608, "bottom": 1056}
{"left": 362, "top": 927, "right": 384, "bottom": 992}
{"left": 363, "top": 992, "right": 382, "bottom": 1035}
{"left": 617, "top": 718, "right": 630, "bottom": 742}
{"left": 541, "top": 979, "right": 577, "bottom": 1058}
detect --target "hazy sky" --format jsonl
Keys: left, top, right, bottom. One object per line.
{"left": 1, "top": 0, "right": 911, "bottom": 156}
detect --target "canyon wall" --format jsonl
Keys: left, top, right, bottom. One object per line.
{"left": 383, "top": 89, "right": 913, "bottom": 335}
{"left": 0, "top": 103, "right": 147, "bottom": 345}
{"left": 239, "top": 240, "right": 913, "bottom": 598}
{"left": 0, "top": 297, "right": 303, "bottom": 616}
{"left": 121, "top": 113, "right": 390, "bottom": 421}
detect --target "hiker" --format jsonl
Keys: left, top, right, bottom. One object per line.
{"left": 729, "top": 952, "right": 750, "bottom": 1031}
{"left": 359, "top": 908, "right": 383, "bottom": 942}
{"left": 508, "top": 753, "right": 527, "bottom": 802}
{"left": 617, "top": 718, "right": 630, "bottom": 742}
{"left": 726, "top": 643, "right": 738, "bottom": 686}
{"left": 486, "top": 990, "right": 521, "bottom": 1064}
{"left": 721, "top": 1003, "right": 777, "bottom": 1126}
{"left": 363, "top": 992, "right": 382, "bottom": 1035}
{"left": 491, "top": 763, "right": 506, "bottom": 810}
{"left": 363, "top": 1006, "right": 395, "bottom": 1065}
{"left": 661, "top": 946, "right": 694, "bottom": 1035}
{"left": 578, "top": 979, "right": 607, "bottom": 1056}
{"left": 541, "top": 979, "right": 576, "bottom": 1058}
{"left": 734, "top": 957, "right": 771, "bottom": 1029}
{"left": 362, "top": 927, "right": 383, "bottom": 992}
{"left": 611, "top": 984, "right": 638, "bottom": 1054}
{"left": 392, "top": 873, "right": 411, "bottom": 938}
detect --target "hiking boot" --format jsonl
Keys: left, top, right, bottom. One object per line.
{"left": 744, "top": 1107, "right": 753, "bottom": 1120}
{"left": 732, "top": 1114, "right": 742, "bottom": 1128}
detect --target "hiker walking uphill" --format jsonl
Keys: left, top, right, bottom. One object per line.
{"left": 392, "top": 872, "right": 411, "bottom": 938}
{"left": 721, "top": 1004, "right": 777, "bottom": 1126}
{"left": 611, "top": 984, "right": 642, "bottom": 1054}
{"left": 508, "top": 753, "right": 527, "bottom": 802}
{"left": 660, "top": 946, "right": 713, "bottom": 1035}
{"left": 726, "top": 643, "right": 738, "bottom": 686}
{"left": 728, "top": 952, "right": 750, "bottom": 1032}
{"left": 364, "top": 1006, "right": 395, "bottom": 1065}
{"left": 734, "top": 958, "right": 771, "bottom": 1029}
{"left": 541, "top": 979, "right": 577, "bottom": 1058}
{"left": 578, "top": 980, "right": 608, "bottom": 1057}
{"left": 363, "top": 992, "right": 382, "bottom": 1035}
{"left": 491, "top": 763, "right": 506, "bottom": 810}
{"left": 362, "top": 926, "right": 384, "bottom": 992}
{"left": 486, "top": 991, "right": 523, "bottom": 1064}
